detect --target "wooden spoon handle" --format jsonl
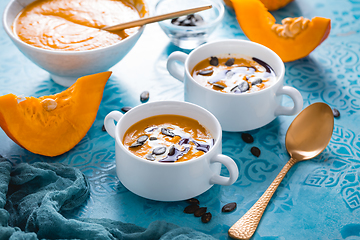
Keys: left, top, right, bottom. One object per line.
{"left": 102, "top": 5, "right": 212, "bottom": 31}
{"left": 228, "top": 158, "right": 298, "bottom": 240}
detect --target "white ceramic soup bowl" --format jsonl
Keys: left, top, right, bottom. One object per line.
{"left": 2, "top": 0, "right": 148, "bottom": 87}
{"left": 167, "top": 39, "right": 303, "bottom": 132}
{"left": 104, "top": 101, "right": 239, "bottom": 201}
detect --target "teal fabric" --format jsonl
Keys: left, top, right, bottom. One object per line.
{"left": 0, "top": 157, "right": 216, "bottom": 240}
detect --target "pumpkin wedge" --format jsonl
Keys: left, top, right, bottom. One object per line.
{"left": 224, "top": 0, "right": 294, "bottom": 11}
{"left": 0, "top": 72, "right": 112, "bottom": 157}
{"left": 231, "top": 0, "right": 331, "bottom": 62}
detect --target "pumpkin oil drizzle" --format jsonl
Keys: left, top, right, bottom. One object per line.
{"left": 271, "top": 16, "right": 310, "bottom": 38}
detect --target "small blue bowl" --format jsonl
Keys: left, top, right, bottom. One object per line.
{"left": 155, "top": 0, "right": 224, "bottom": 49}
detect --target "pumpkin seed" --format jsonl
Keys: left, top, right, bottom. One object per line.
{"left": 332, "top": 108, "right": 340, "bottom": 118}
{"left": 161, "top": 128, "right": 175, "bottom": 137}
{"left": 149, "top": 137, "right": 157, "bottom": 141}
{"left": 210, "top": 56, "right": 219, "bottom": 66}
{"left": 251, "top": 146, "right": 261, "bottom": 157}
{"left": 241, "top": 133, "right": 254, "bottom": 143}
{"left": 153, "top": 146, "right": 166, "bottom": 155}
{"left": 212, "top": 83, "right": 225, "bottom": 89}
{"left": 194, "top": 207, "right": 207, "bottom": 217}
{"left": 130, "top": 142, "right": 143, "bottom": 148}
{"left": 41, "top": 98, "right": 57, "bottom": 111}
{"left": 198, "top": 70, "right": 214, "bottom": 76}
{"left": 102, "top": 125, "right": 106, "bottom": 132}
{"left": 168, "top": 145, "right": 176, "bottom": 156}
{"left": 140, "top": 91, "right": 149, "bottom": 103}
{"left": 237, "top": 80, "right": 250, "bottom": 92}
{"left": 225, "top": 58, "right": 235, "bottom": 66}
{"left": 252, "top": 57, "right": 274, "bottom": 74}
{"left": 201, "top": 212, "right": 212, "bottom": 223}
{"left": 121, "top": 106, "right": 132, "bottom": 113}
{"left": 184, "top": 204, "right": 199, "bottom": 214}
{"left": 145, "top": 154, "right": 155, "bottom": 161}
{"left": 137, "top": 135, "right": 148, "bottom": 144}
{"left": 186, "top": 198, "right": 200, "bottom": 205}
{"left": 249, "top": 77, "right": 262, "bottom": 85}
{"left": 222, "top": 202, "right": 237, "bottom": 212}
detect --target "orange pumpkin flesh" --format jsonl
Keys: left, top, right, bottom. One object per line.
{"left": 0, "top": 71, "right": 112, "bottom": 157}
{"left": 224, "top": 0, "right": 294, "bottom": 11}
{"left": 231, "top": 0, "right": 331, "bottom": 62}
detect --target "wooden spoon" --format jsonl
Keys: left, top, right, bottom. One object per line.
{"left": 102, "top": 5, "right": 212, "bottom": 31}
{"left": 228, "top": 102, "right": 334, "bottom": 239}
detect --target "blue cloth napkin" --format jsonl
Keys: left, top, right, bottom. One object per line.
{"left": 0, "top": 157, "right": 216, "bottom": 240}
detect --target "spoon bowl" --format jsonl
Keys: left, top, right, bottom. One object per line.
{"left": 228, "top": 102, "right": 334, "bottom": 239}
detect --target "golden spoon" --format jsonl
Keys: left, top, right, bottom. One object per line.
{"left": 102, "top": 5, "right": 212, "bottom": 31}
{"left": 228, "top": 102, "right": 334, "bottom": 240}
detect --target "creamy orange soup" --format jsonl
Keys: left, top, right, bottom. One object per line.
{"left": 123, "top": 115, "right": 214, "bottom": 163}
{"left": 13, "top": 0, "right": 147, "bottom": 51}
{"left": 191, "top": 54, "right": 277, "bottom": 93}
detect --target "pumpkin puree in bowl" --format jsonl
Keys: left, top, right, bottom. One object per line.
{"left": 12, "top": 0, "right": 148, "bottom": 51}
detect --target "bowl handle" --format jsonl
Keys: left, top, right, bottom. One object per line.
{"left": 275, "top": 86, "right": 303, "bottom": 116}
{"left": 167, "top": 51, "right": 188, "bottom": 82}
{"left": 104, "top": 111, "right": 124, "bottom": 138}
{"left": 209, "top": 154, "right": 239, "bottom": 186}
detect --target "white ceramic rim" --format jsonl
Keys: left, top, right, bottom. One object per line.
{"left": 184, "top": 39, "right": 285, "bottom": 97}
{"left": 114, "top": 101, "right": 223, "bottom": 167}
{"left": 2, "top": 0, "right": 149, "bottom": 55}
{"left": 155, "top": 0, "right": 224, "bottom": 30}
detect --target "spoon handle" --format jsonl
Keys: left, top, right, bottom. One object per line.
{"left": 228, "top": 158, "right": 298, "bottom": 240}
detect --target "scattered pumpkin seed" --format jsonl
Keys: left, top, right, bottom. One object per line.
{"left": 102, "top": 125, "right": 106, "bottom": 132}
{"left": 237, "top": 81, "right": 250, "bottom": 92}
{"left": 121, "top": 106, "right": 132, "bottom": 113}
{"left": 184, "top": 204, "right": 199, "bottom": 214}
{"left": 249, "top": 77, "right": 262, "bottom": 85}
{"left": 161, "top": 128, "right": 175, "bottom": 137}
{"left": 225, "top": 58, "right": 235, "bottom": 66}
{"left": 153, "top": 146, "right": 166, "bottom": 155}
{"left": 201, "top": 212, "right": 212, "bottom": 223}
{"left": 212, "top": 83, "right": 225, "bottom": 89}
{"left": 41, "top": 98, "right": 57, "bottom": 111}
{"left": 140, "top": 91, "right": 149, "bottom": 103}
{"left": 149, "top": 137, "right": 157, "bottom": 141}
{"left": 130, "top": 142, "right": 143, "bottom": 148}
{"left": 194, "top": 207, "right": 207, "bottom": 217}
{"left": 145, "top": 154, "right": 155, "bottom": 161}
{"left": 332, "top": 108, "right": 340, "bottom": 118}
{"left": 168, "top": 145, "right": 176, "bottom": 156}
{"left": 251, "top": 146, "right": 261, "bottom": 157}
{"left": 241, "top": 133, "right": 254, "bottom": 143}
{"left": 137, "top": 135, "right": 148, "bottom": 144}
{"left": 222, "top": 202, "right": 237, "bottom": 212}
{"left": 198, "top": 70, "right": 214, "bottom": 76}
{"left": 210, "top": 56, "right": 219, "bottom": 66}
{"left": 187, "top": 198, "right": 200, "bottom": 205}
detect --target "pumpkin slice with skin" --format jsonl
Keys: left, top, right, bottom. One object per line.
{"left": 0, "top": 71, "right": 112, "bottom": 157}
{"left": 231, "top": 0, "right": 331, "bottom": 62}
{"left": 224, "top": 0, "right": 294, "bottom": 11}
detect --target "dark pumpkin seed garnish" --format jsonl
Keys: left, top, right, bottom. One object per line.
{"left": 130, "top": 142, "right": 143, "bottom": 148}
{"left": 145, "top": 154, "right": 155, "bottom": 161}
{"left": 212, "top": 83, "right": 225, "bottom": 89}
{"left": 161, "top": 128, "right": 176, "bottom": 137}
{"left": 251, "top": 146, "right": 261, "bottom": 157}
{"left": 121, "top": 106, "right": 132, "bottom": 113}
{"left": 222, "top": 202, "right": 237, "bottom": 212}
{"left": 194, "top": 207, "right": 207, "bottom": 217}
{"left": 187, "top": 198, "right": 200, "bottom": 205}
{"left": 153, "top": 146, "right": 166, "bottom": 155}
{"left": 252, "top": 57, "right": 274, "bottom": 74}
{"left": 201, "top": 212, "right": 212, "bottom": 223}
{"left": 168, "top": 145, "right": 176, "bottom": 156}
{"left": 137, "top": 135, "right": 148, "bottom": 144}
{"left": 140, "top": 91, "right": 149, "bottom": 103}
{"left": 102, "top": 125, "right": 106, "bottom": 132}
{"left": 149, "top": 137, "right": 157, "bottom": 141}
{"left": 225, "top": 58, "right": 235, "bottom": 66}
{"left": 332, "top": 108, "right": 340, "bottom": 118}
{"left": 241, "top": 133, "right": 254, "bottom": 143}
{"left": 210, "top": 56, "right": 219, "bottom": 66}
{"left": 249, "top": 77, "right": 262, "bottom": 85}
{"left": 198, "top": 70, "right": 214, "bottom": 76}
{"left": 184, "top": 204, "right": 199, "bottom": 214}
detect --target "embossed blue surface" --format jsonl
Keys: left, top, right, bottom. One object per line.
{"left": 1, "top": 0, "right": 360, "bottom": 239}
